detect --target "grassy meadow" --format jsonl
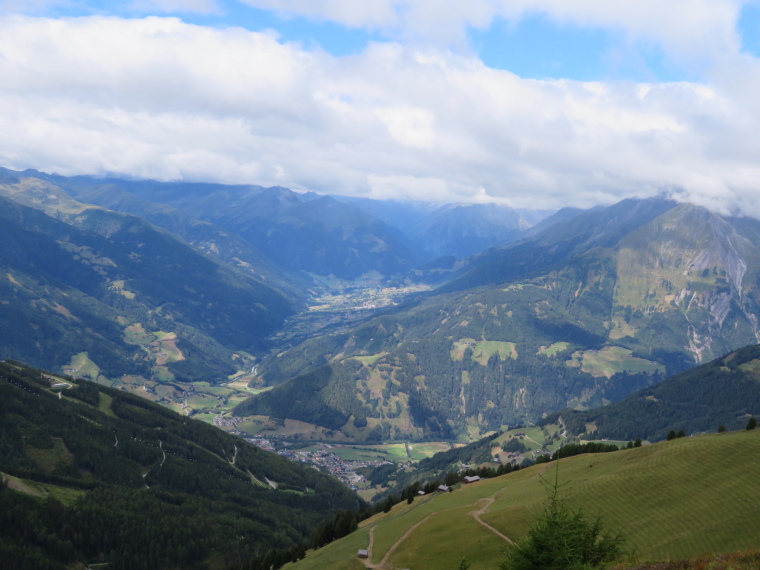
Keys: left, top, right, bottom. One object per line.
{"left": 567, "top": 346, "right": 665, "bottom": 378}
{"left": 450, "top": 339, "right": 518, "bottom": 364}
{"left": 286, "top": 429, "right": 760, "bottom": 570}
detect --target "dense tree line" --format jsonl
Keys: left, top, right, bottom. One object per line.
{"left": 535, "top": 441, "right": 621, "bottom": 464}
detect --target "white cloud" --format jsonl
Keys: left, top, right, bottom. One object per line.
{"left": 1, "top": 15, "right": 760, "bottom": 216}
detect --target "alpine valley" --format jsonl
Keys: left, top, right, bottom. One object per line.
{"left": 4, "top": 167, "right": 760, "bottom": 438}
{"left": 5, "top": 166, "right": 760, "bottom": 569}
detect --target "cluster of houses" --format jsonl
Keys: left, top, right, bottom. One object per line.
{"left": 286, "top": 447, "right": 391, "bottom": 490}
{"left": 436, "top": 475, "right": 482, "bottom": 493}
{"left": 244, "top": 436, "right": 279, "bottom": 452}
{"left": 244, "top": 439, "right": 392, "bottom": 490}
{"left": 213, "top": 414, "right": 243, "bottom": 430}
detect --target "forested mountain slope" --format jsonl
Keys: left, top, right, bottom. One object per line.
{"left": 0, "top": 360, "right": 362, "bottom": 570}
{"left": 548, "top": 343, "right": 760, "bottom": 441}
{"left": 0, "top": 173, "right": 299, "bottom": 383}
{"left": 236, "top": 199, "right": 760, "bottom": 441}
{"left": 56, "top": 179, "right": 311, "bottom": 300}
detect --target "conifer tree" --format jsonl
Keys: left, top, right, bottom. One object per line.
{"left": 500, "top": 463, "right": 624, "bottom": 570}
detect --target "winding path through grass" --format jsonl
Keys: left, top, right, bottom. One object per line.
{"left": 469, "top": 497, "right": 514, "bottom": 545}
{"left": 364, "top": 514, "right": 438, "bottom": 569}
{"left": 363, "top": 485, "right": 527, "bottom": 568}
{"left": 361, "top": 463, "right": 556, "bottom": 569}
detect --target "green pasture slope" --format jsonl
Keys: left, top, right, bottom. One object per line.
{"left": 286, "top": 429, "right": 760, "bottom": 569}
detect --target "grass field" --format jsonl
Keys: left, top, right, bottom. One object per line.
{"left": 288, "top": 442, "right": 450, "bottom": 463}
{"left": 163, "top": 403, "right": 185, "bottom": 414}
{"left": 123, "top": 323, "right": 153, "bottom": 345}
{"left": 1, "top": 472, "right": 83, "bottom": 506}
{"left": 192, "top": 413, "right": 218, "bottom": 424}
{"left": 451, "top": 339, "right": 518, "bottom": 364}
{"left": 153, "top": 384, "right": 176, "bottom": 400}
{"left": 97, "top": 392, "right": 115, "bottom": 417}
{"left": 25, "top": 438, "right": 73, "bottom": 473}
{"left": 350, "top": 353, "right": 387, "bottom": 366}
{"left": 66, "top": 352, "right": 101, "bottom": 383}
{"left": 186, "top": 394, "right": 218, "bottom": 410}
{"left": 567, "top": 346, "right": 665, "bottom": 378}
{"left": 407, "top": 441, "right": 452, "bottom": 460}
{"left": 493, "top": 425, "right": 567, "bottom": 451}
{"left": 287, "top": 429, "right": 760, "bottom": 570}
{"left": 295, "top": 445, "right": 391, "bottom": 462}
{"left": 537, "top": 341, "right": 570, "bottom": 356}
{"left": 365, "top": 443, "right": 408, "bottom": 461}
{"left": 153, "top": 366, "right": 175, "bottom": 383}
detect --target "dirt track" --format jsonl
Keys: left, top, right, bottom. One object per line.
{"left": 360, "top": 464, "right": 554, "bottom": 568}
{"left": 362, "top": 493, "right": 515, "bottom": 569}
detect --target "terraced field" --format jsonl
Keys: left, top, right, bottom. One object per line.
{"left": 286, "top": 429, "right": 760, "bottom": 570}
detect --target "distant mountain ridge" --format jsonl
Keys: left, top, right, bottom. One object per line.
{"left": 410, "top": 203, "right": 528, "bottom": 258}
{"left": 338, "top": 196, "right": 551, "bottom": 259}
{"left": 18, "top": 168, "right": 558, "bottom": 273}
{"left": 38, "top": 172, "right": 427, "bottom": 280}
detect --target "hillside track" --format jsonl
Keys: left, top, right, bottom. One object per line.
{"left": 364, "top": 513, "right": 437, "bottom": 569}
{"left": 365, "top": 463, "right": 554, "bottom": 568}
{"left": 289, "top": 432, "right": 760, "bottom": 570}
{"left": 469, "top": 497, "right": 514, "bottom": 545}
{"left": 364, "top": 476, "right": 538, "bottom": 569}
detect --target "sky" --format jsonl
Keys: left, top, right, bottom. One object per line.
{"left": 2, "top": 1, "right": 760, "bottom": 214}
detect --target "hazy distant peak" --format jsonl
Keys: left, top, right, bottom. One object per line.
{"left": 0, "top": 176, "right": 101, "bottom": 218}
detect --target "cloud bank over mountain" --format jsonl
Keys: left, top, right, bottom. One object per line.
{"left": 1, "top": 2, "right": 760, "bottom": 215}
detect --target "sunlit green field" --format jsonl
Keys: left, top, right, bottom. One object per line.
{"left": 568, "top": 346, "right": 665, "bottom": 378}
{"left": 406, "top": 441, "right": 452, "bottom": 460}
{"left": 288, "top": 442, "right": 451, "bottom": 463}
{"left": 66, "top": 352, "right": 102, "bottom": 383}
{"left": 450, "top": 338, "right": 517, "bottom": 364}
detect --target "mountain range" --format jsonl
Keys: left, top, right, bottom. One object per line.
{"left": 235, "top": 198, "right": 760, "bottom": 441}
{"left": 0, "top": 167, "right": 557, "bottom": 388}
{"left": 6, "top": 165, "right": 760, "bottom": 569}
{"left": 4, "top": 166, "right": 760, "bottom": 447}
